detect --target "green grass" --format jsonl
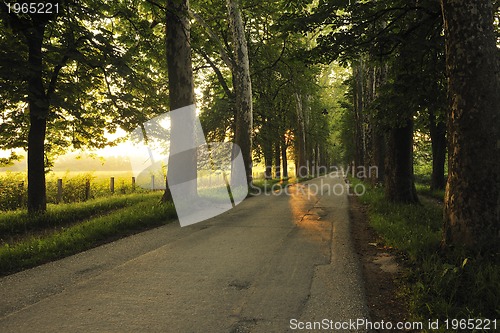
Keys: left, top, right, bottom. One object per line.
{"left": 0, "top": 193, "right": 176, "bottom": 276}
{"left": 0, "top": 193, "right": 157, "bottom": 237}
{"left": 415, "top": 182, "right": 445, "bottom": 202}
{"left": 350, "top": 178, "right": 499, "bottom": 329}
{"left": 355, "top": 182, "right": 442, "bottom": 260}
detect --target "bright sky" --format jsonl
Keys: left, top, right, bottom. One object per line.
{"left": 93, "top": 128, "right": 135, "bottom": 157}
{"left": 0, "top": 150, "right": 11, "bottom": 159}
{"left": 1, "top": 106, "right": 205, "bottom": 168}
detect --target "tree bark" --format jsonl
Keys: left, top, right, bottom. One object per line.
{"left": 314, "top": 143, "right": 320, "bottom": 176}
{"left": 429, "top": 110, "right": 446, "bottom": 191}
{"left": 385, "top": 119, "right": 419, "bottom": 203}
{"left": 363, "top": 65, "right": 375, "bottom": 180}
{"left": 373, "top": 132, "right": 385, "bottom": 183}
{"left": 25, "top": 22, "right": 48, "bottom": 213}
{"left": 163, "top": 0, "right": 196, "bottom": 202}
{"left": 441, "top": 0, "right": 500, "bottom": 253}
{"left": 226, "top": 0, "right": 253, "bottom": 186}
{"left": 263, "top": 140, "right": 272, "bottom": 180}
{"left": 274, "top": 142, "right": 281, "bottom": 179}
{"left": 294, "top": 92, "right": 308, "bottom": 177}
{"left": 353, "top": 63, "right": 365, "bottom": 170}
{"left": 281, "top": 134, "right": 288, "bottom": 179}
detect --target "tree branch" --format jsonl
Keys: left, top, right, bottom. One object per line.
{"left": 189, "top": 9, "right": 234, "bottom": 70}
{"left": 46, "top": 54, "right": 69, "bottom": 100}
{"left": 100, "top": 66, "right": 122, "bottom": 111}
{"left": 198, "top": 50, "right": 234, "bottom": 99}
{"left": 251, "top": 37, "right": 287, "bottom": 76}
{"left": 145, "top": 0, "right": 167, "bottom": 11}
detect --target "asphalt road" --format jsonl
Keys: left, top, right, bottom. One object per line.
{"left": 0, "top": 173, "right": 369, "bottom": 332}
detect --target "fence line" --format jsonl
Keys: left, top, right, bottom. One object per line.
{"left": 0, "top": 175, "right": 167, "bottom": 210}
{"left": 52, "top": 176, "right": 163, "bottom": 202}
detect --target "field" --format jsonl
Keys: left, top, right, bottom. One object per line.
{"left": 0, "top": 171, "right": 148, "bottom": 211}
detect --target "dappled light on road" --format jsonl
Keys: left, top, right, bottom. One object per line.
{"left": 288, "top": 182, "right": 331, "bottom": 244}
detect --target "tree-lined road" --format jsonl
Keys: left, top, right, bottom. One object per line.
{"left": 0, "top": 174, "right": 368, "bottom": 332}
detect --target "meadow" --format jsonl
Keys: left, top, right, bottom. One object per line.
{"left": 0, "top": 171, "right": 144, "bottom": 211}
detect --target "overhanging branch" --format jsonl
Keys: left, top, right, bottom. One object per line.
{"left": 189, "top": 9, "right": 234, "bottom": 70}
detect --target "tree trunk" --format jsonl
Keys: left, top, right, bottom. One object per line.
{"left": 274, "top": 142, "right": 281, "bottom": 179}
{"left": 163, "top": 0, "right": 196, "bottom": 202}
{"left": 385, "top": 119, "right": 419, "bottom": 203}
{"left": 373, "top": 132, "right": 385, "bottom": 183}
{"left": 263, "top": 140, "right": 272, "bottom": 180}
{"left": 363, "top": 66, "right": 375, "bottom": 180}
{"left": 294, "top": 92, "right": 308, "bottom": 177}
{"left": 25, "top": 23, "right": 48, "bottom": 214}
{"left": 373, "top": 63, "right": 389, "bottom": 184}
{"left": 441, "top": 0, "right": 500, "bottom": 253}
{"left": 353, "top": 63, "right": 365, "bottom": 170}
{"left": 315, "top": 143, "right": 320, "bottom": 176}
{"left": 429, "top": 110, "right": 446, "bottom": 191}
{"left": 281, "top": 135, "right": 288, "bottom": 179}
{"left": 226, "top": 0, "right": 253, "bottom": 186}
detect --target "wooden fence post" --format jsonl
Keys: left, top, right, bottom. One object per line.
{"left": 132, "top": 177, "right": 136, "bottom": 192}
{"left": 57, "top": 179, "right": 63, "bottom": 203}
{"left": 110, "top": 177, "right": 115, "bottom": 193}
{"left": 151, "top": 175, "right": 155, "bottom": 191}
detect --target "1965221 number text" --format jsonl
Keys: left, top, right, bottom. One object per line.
{"left": 7, "top": 2, "right": 59, "bottom": 14}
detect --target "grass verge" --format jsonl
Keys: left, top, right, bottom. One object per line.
{"left": 0, "top": 193, "right": 176, "bottom": 276}
{"left": 350, "top": 178, "right": 499, "bottom": 330}
{"left": 0, "top": 193, "right": 158, "bottom": 237}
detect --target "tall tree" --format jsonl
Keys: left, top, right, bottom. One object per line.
{"left": 385, "top": 119, "right": 419, "bottom": 203}
{"left": 441, "top": 0, "right": 500, "bottom": 253}
{"left": 1, "top": 1, "right": 166, "bottom": 213}
{"left": 352, "top": 61, "right": 365, "bottom": 171}
{"left": 162, "top": 0, "right": 196, "bottom": 202}
{"left": 226, "top": 0, "right": 253, "bottom": 185}
{"left": 294, "top": 92, "right": 308, "bottom": 176}
{"left": 22, "top": 10, "right": 50, "bottom": 213}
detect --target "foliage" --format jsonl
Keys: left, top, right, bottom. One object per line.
{"left": 0, "top": 0, "right": 168, "bottom": 164}
{"left": 297, "top": 0, "right": 443, "bottom": 64}
{"left": 0, "top": 151, "right": 23, "bottom": 167}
